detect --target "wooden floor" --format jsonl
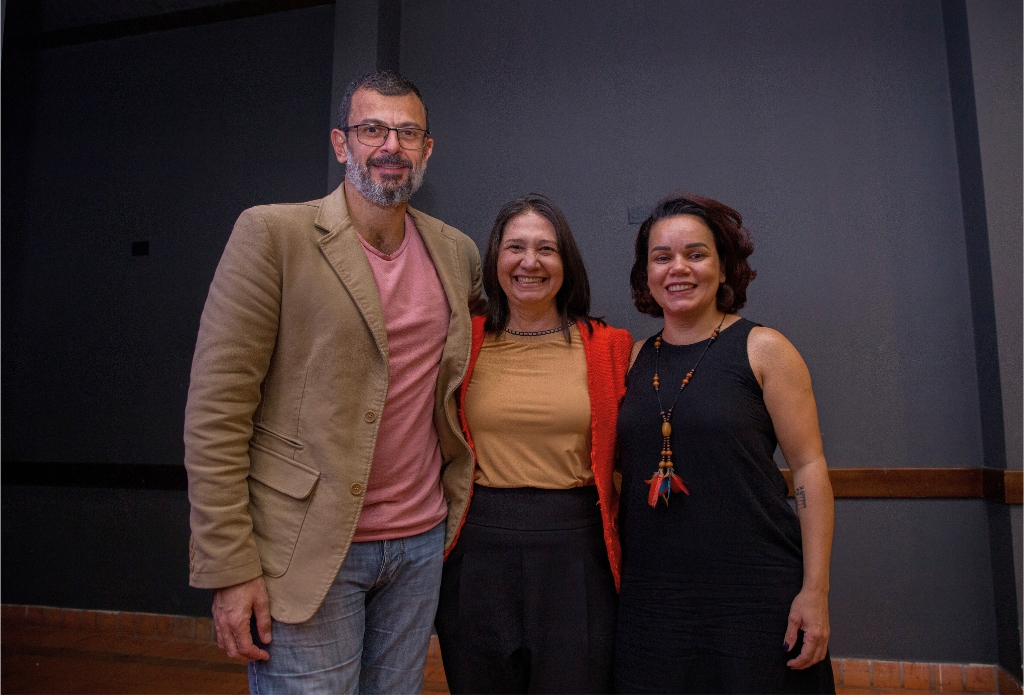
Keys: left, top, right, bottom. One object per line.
{"left": 1, "top": 621, "right": 448, "bottom": 694}
{"left": 1, "top": 616, "right": 1010, "bottom": 695}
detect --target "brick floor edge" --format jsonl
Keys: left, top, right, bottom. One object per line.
{"left": 830, "top": 657, "right": 1021, "bottom": 694}
{"left": 3, "top": 604, "right": 1021, "bottom": 694}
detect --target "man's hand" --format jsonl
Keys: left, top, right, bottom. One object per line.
{"left": 212, "top": 576, "right": 272, "bottom": 662}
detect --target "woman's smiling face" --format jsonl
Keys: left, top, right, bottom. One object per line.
{"left": 646, "top": 214, "right": 725, "bottom": 318}
{"left": 497, "top": 211, "right": 564, "bottom": 315}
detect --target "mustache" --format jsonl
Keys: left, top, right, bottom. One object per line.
{"left": 367, "top": 153, "right": 412, "bottom": 168}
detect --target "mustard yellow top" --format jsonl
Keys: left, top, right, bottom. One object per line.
{"left": 464, "top": 324, "right": 593, "bottom": 488}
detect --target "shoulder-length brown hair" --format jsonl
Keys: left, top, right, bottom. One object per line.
{"left": 483, "top": 193, "right": 596, "bottom": 340}
{"left": 630, "top": 194, "right": 756, "bottom": 317}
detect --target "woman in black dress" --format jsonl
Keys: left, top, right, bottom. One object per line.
{"left": 614, "top": 194, "right": 835, "bottom": 694}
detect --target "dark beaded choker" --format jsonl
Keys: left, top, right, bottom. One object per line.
{"left": 646, "top": 313, "right": 727, "bottom": 507}
{"left": 505, "top": 320, "right": 575, "bottom": 337}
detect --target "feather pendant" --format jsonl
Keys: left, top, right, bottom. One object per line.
{"left": 646, "top": 471, "right": 664, "bottom": 507}
{"left": 646, "top": 469, "right": 690, "bottom": 507}
{"left": 669, "top": 472, "right": 689, "bottom": 495}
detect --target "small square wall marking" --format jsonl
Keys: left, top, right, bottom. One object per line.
{"left": 627, "top": 206, "right": 650, "bottom": 225}
{"left": 131, "top": 241, "right": 149, "bottom": 256}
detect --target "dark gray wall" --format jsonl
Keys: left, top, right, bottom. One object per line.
{"left": 2, "top": 6, "right": 335, "bottom": 464}
{"left": 327, "top": 0, "right": 377, "bottom": 190}
{"left": 1, "top": 486, "right": 208, "bottom": 615}
{"left": 1, "top": 4, "right": 334, "bottom": 614}
{"left": 404, "top": 0, "right": 981, "bottom": 472}
{"left": 968, "top": 0, "right": 1022, "bottom": 476}
{"left": 964, "top": 0, "right": 1023, "bottom": 662}
{"left": 395, "top": 0, "right": 1013, "bottom": 666}
{"left": 833, "top": 500, "right": 996, "bottom": 661}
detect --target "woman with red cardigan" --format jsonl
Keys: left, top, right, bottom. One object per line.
{"left": 435, "top": 194, "right": 632, "bottom": 693}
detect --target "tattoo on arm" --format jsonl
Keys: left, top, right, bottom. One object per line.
{"left": 795, "top": 485, "right": 807, "bottom": 510}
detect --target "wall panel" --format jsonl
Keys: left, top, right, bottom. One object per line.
{"left": 399, "top": 0, "right": 1002, "bottom": 664}
{"left": 1, "top": 5, "right": 335, "bottom": 464}
{"left": 401, "top": 0, "right": 981, "bottom": 473}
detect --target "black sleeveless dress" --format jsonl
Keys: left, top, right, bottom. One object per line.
{"left": 613, "top": 319, "right": 834, "bottom": 694}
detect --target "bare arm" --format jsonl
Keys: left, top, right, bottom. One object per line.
{"left": 749, "top": 327, "right": 834, "bottom": 670}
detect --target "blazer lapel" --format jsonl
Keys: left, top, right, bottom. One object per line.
{"left": 410, "top": 207, "right": 471, "bottom": 393}
{"left": 410, "top": 208, "right": 463, "bottom": 322}
{"left": 314, "top": 186, "right": 389, "bottom": 357}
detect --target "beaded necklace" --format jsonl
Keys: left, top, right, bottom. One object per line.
{"left": 505, "top": 320, "right": 575, "bottom": 337}
{"left": 646, "top": 312, "right": 727, "bottom": 507}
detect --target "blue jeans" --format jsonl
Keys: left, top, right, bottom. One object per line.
{"left": 248, "top": 521, "right": 445, "bottom": 695}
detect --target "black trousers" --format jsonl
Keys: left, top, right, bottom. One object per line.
{"left": 435, "top": 485, "right": 617, "bottom": 694}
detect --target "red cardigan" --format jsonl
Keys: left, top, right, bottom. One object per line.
{"left": 449, "top": 315, "right": 633, "bottom": 590}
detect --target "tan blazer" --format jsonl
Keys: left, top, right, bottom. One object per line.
{"left": 184, "top": 185, "right": 484, "bottom": 623}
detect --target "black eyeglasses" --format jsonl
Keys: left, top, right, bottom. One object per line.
{"left": 341, "top": 123, "right": 430, "bottom": 150}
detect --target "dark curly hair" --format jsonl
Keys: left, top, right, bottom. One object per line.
{"left": 630, "top": 194, "right": 756, "bottom": 316}
{"left": 483, "top": 193, "right": 596, "bottom": 341}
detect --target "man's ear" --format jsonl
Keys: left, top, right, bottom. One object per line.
{"left": 420, "top": 136, "right": 434, "bottom": 166}
{"left": 330, "top": 129, "right": 349, "bottom": 165}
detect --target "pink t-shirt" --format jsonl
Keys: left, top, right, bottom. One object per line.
{"left": 352, "top": 215, "right": 451, "bottom": 541}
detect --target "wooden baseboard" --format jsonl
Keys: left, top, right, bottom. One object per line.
{"left": 1, "top": 604, "right": 216, "bottom": 644}
{"left": 2, "top": 463, "right": 1021, "bottom": 503}
{"left": 780, "top": 468, "right": 1023, "bottom": 504}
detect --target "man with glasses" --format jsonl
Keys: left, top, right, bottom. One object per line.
{"left": 185, "top": 71, "right": 484, "bottom": 693}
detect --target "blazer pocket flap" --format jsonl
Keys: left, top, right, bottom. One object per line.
{"left": 248, "top": 446, "right": 320, "bottom": 499}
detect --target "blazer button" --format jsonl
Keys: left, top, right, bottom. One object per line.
{"left": 350, "top": 482, "right": 364, "bottom": 496}
{"left": 364, "top": 410, "right": 377, "bottom": 423}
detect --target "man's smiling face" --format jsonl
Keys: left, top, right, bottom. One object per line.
{"left": 334, "top": 88, "right": 433, "bottom": 207}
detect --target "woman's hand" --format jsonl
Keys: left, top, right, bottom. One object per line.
{"left": 784, "top": 587, "right": 830, "bottom": 669}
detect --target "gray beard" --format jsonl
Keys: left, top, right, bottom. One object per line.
{"left": 345, "top": 156, "right": 426, "bottom": 207}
